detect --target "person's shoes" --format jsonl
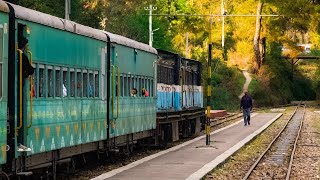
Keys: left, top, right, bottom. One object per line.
{"left": 17, "top": 144, "right": 31, "bottom": 152}
{"left": 244, "top": 124, "right": 247, "bottom": 126}
{"left": 248, "top": 122, "right": 250, "bottom": 125}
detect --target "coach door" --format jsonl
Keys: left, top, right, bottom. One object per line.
{"left": 16, "top": 23, "right": 33, "bottom": 152}
{"left": 110, "top": 46, "right": 119, "bottom": 135}
{"left": 111, "top": 46, "right": 119, "bottom": 119}
{"left": 0, "top": 18, "right": 8, "bottom": 164}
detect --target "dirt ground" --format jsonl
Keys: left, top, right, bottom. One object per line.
{"left": 291, "top": 107, "right": 320, "bottom": 179}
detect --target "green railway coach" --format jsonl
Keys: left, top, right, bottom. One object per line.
{"left": 0, "top": 0, "right": 157, "bottom": 175}
{"left": 0, "top": 0, "right": 9, "bottom": 165}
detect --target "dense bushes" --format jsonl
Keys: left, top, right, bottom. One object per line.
{"left": 209, "top": 62, "right": 245, "bottom": 111}
{"left": 249, "top": 43, "right": 317, "bottom": 107}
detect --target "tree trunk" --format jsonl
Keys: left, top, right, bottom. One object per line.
{"left": 253, "top": 1, "right": 264, "bottom": 70}
{"left": 260, "top": 37, "right": 266, "bottom": 66}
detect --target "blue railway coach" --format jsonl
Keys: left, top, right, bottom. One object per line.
{"left": 156, "top": 49, "right": 205, "bottom": 143}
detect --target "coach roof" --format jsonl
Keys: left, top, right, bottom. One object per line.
{"left": 105, "top": 31, "right": 157, "bottom": 54}
{"left": 4, "top": 1, "right": 157, "bottom": 54}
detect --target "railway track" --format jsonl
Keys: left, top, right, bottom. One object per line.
{"left": 210, "top": 106, "right": 276, "bottom": 128}
{"left": 242, "top": 104, "right": 305, "bottom": 180}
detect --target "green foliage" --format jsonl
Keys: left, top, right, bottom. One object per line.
{"left": 12, "top": 0, "right": 105, "bottom": 29}
{"left": 315, "top": 65, "right": 320, "bottom": 100}
{"left": 210, "top": 62, "right": 245, "bottom": 111}
{"left": 250, "top": 42, "right": 317, "bottom": 106}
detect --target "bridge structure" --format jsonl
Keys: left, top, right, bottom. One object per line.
{"left": 282, "top": 55, "right": 320, "bottom": 79}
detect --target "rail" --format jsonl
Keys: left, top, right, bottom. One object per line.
{"left": 242, "top": 104, "right": 304, "bottom": 180}
{"left": 286, "top": 104, "right": 305, "bottom": 180}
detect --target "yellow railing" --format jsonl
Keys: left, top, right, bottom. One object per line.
{"left": 16, "top": 49, "right": 23, "bottom": 133}
{"left": 27, "top": 50, "right": 33, "bottom": 128}
{"left": 116, "top": 65, "right": 120, "bottom": 118}
{"left": 111, "top": 65, "right": 115, "bottom": 117}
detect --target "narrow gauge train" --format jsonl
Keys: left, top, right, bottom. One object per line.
{"left": 0, "top": 1, "right": 204, "bottom": 178}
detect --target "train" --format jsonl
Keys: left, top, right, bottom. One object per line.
{"left": 0, "top": 1, "right": 205, "bottom": 179}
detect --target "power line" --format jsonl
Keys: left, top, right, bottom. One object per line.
{"left": 145, "top": 14, "right": 281, "bottom": 17}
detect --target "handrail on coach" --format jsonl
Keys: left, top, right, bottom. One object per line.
{"left": 111, "top": 65, "right": 115, "bottom": 117}
{"left": 16, "top": 49, "right": 23, "bottom": 133}
{"left": 27, "top": 50, "right": 33, "bottom": 128}
{"left": 115, "top": 65, "right": 120, "bottom": 119}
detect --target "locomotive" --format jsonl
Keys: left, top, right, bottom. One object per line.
{"left": 0, "top": 1, "right": 204, "bottom": 178}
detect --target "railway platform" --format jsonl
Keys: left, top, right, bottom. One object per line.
{"left": 92, "top": 113, "right": 282, "bottom": 180}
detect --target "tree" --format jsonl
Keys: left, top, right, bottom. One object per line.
{"left": 11, "top": 0, "right": 105, "bottom": 29}
{"left": 253, "top": 1, "right": 264, "bottom": 71}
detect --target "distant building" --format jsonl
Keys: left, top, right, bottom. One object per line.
{"left": 296, "top": 44, "right": 311, "bottom": 53}
{"left": 281, "top": 44, "right": 312, "bottom": 56}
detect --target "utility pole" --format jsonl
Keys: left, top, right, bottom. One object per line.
{"left": 145, "top": 5, "right": 157, "bottom": 47}
{"left": 221, "top": 0, "right": 225, "bottom": 49}
{"left": 186, "top": 32, "right": 189, "bottom": 58}
{"left": 65, "top": 0, "right": 70, "bottom": 20}
{"left": 206, "top": 18, "right": 213, "bottom": 146}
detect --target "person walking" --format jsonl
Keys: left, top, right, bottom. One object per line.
{"left": 240, "top": 91, "right": 252, "bottom": 126}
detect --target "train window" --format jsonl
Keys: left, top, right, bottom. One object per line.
{"left": 134, "top": 76, "right": 138, "bottom": 88}
{"left": 150, "top": 79, "right": 153, "bottom": 96}
{"left": 157, "top": 65, "right": 161, "bottom": 83}
{"left": 94, "top": 72, "right": 99, "bottom": 97}
{"left": 48, "top": 67, "right": 53, "bottom": 97}
{"left": 134, "top": 77, "right": 137, "bottom": 96}
{"left": 120, "top": 75, "right": 123, "bottom": 96}
{"left": 89, "top": 71, "right": 93, "bottom": 97}
{"left": 63, "top": 69, "right": 68, "bottom": 97}
{"left": 158, "top": 66, "right": 162, "bottom": 83}
{"left": 39, "top": 67, "right": 45, "bottom": 97}
{"left": 193, "top": 72, "right": 196, "bottom": 85}
{"left": 32, "top": 64, "right": 37, "bottom": 98}
{"left": 83, "top": 70, "right": 88, "bottom": 97}
{"left": 127, "top": 76, "right": 130, "bottom": 95}
{"left": 140, "top": 77, "right": 143, "bottom": 96}
{"left": 102, "top": 74, "right": 105, "bottom": 99}
{"left": 149, "top": 79, "right": 151, "bottom": 97}
{"left": 141, "top": 77, "right": 145, "bottom": 90}
{"left": 55, "top": 67, "right": 61, "bottom": 97}
{"left": 70, "top": 69, "right": 75, "bottom": 97}
{"left": 167, "top": 68, "right": 170, "bottom": 84}
{"left": 151, "top": 79, "right": 154, "bottom": 97}
{"left": 116, "top": 74, "right": 119, "bottom": 97}
{"left": 77, "top": 70, "right": 82, "bottom": 97}
{"left": 131, "top": 76, "right": 134, "bottom": 94}
{"left": 150, "top": 79, "right": 153, "bottom": 97}
{"left": 149, "top": 79, "right": 152, "bottom": 97}
{"left": 124, "top": 76, "right": 128, "bottom": 96}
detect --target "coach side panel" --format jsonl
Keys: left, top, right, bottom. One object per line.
{"left": 109, "top": 44, "right": 157, "bottom": 137}
{"left": 0, "top": 10, "right": 8, "bottom": 164}
{"left": 16, "top": 19, "right": 108, "bottom": 156}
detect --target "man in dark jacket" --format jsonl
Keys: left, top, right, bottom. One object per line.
{"left": 240, "top": 91, "right": 252, "bottom": 126}
{"left": 18, "top": 37, "right": 34, "bottom": 79}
